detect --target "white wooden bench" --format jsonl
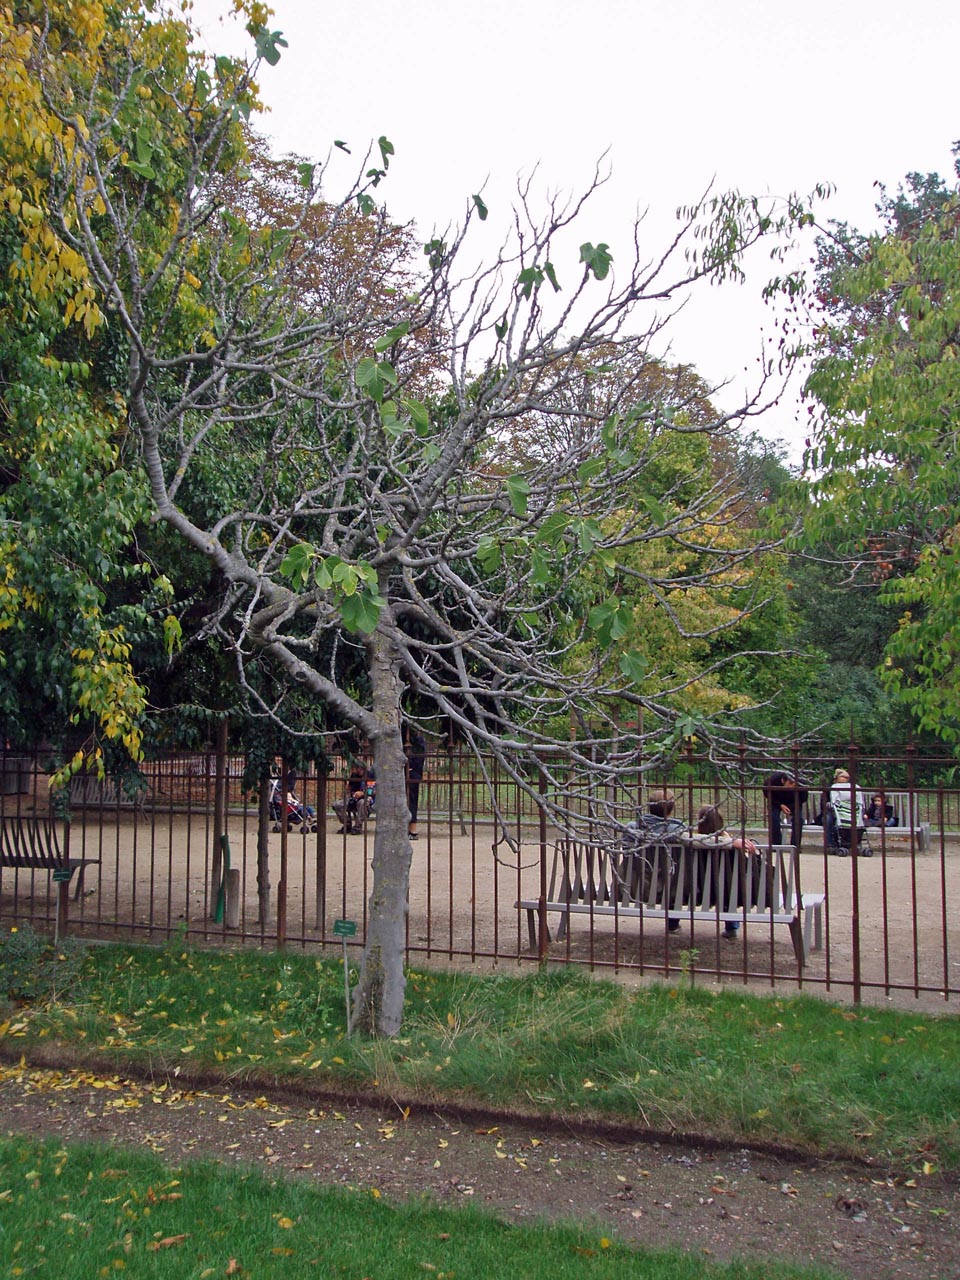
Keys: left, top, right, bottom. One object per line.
{"left": 68, "top": 774, "right": 148, "bottom": 818}
{"left": 805, "top": 789, "right": 930, "bottom": 851}
{"left": 518, "top": 836, "right": 825, "bottom": 967}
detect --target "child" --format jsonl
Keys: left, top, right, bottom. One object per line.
{"left": 864, "top": 793, "right": 894, "bottom": 828}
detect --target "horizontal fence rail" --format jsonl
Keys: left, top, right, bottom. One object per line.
{"left": 0, "top": 745, "right": 957, "bottom": 1008}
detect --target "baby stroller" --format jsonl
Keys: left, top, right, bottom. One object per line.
{"left": 269, "top": 774, "right": 317, "bottom": 833}
{"left": 823, "top": 800, "right": 873, "bottom": 858}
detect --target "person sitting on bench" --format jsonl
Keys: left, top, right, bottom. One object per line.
{"left": 696, "top": 804, "right": 758, "bottom": 940}
{"left": 333, "top": 764, "right": 369, "bottom": 834}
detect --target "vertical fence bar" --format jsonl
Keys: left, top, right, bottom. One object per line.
{"left": 847, "top": 741, "right": 862, "bottom": 1003}
{"left": 937, "top": 784, "right": 950, "bottom": 1001}
{"left": 907, "top": 746, "right": 920, "bottom": 996}
{"left": 277, "top": 757, "right": 288, "bottom": 950}
{"left": 315, "top": 771, "right": 327, "bottom": 932}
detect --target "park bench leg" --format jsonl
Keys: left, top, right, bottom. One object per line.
{"left": 525, "top": 907, "right": 537, "bottom": 952}
{"left": 802, "top": 909, "right": 813, "bottom": 960}
{"left": 788, "top": 917, "right": 805, "bottom": 969}
{"left": 525, "top": 907, "right": 551, "bottom": 953}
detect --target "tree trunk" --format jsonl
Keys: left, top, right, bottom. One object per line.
{"left": 351, "top": 628, "right": 411, "bottom": 1037}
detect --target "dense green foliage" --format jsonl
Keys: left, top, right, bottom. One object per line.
{"left": 794, "top": 145, "right": 960, "bottom": 745}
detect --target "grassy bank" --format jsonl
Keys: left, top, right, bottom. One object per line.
{"left": 0, "top": 1136, "right": 836, "bottom": 1279}
{"left": 1, "top": 929, "right": 958, "bottom": 1171}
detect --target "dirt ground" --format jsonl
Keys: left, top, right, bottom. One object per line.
{"left": 0, "top": 1057, "right": 956, "bottom": 1280}
{"left": 38, "top": 810, "right": 960, "bottom": 1013}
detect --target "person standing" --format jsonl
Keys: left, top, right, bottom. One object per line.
{"left": 404, "top": 729, "right": 426, "bottom": 840}
{"left": 763, "top": 771, "right": 809, "bottom": 848}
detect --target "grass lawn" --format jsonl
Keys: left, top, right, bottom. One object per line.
{"left": 0, "top": 1135, "right": 836, "bottom": 1279}
{"left": 1, "top": 928, "right": 958, "bottom": 1172}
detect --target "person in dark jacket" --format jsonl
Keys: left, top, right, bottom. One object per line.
{"left": 404, "top": 729, "right": 427, "bottom": 840}
{"left": 627, "top": 788, "right": 686, "bottom": 932}
{"left": 764, "top": 771, "right": 809, "bottom": 849}
{"left": 332, "top": 763, "right": 368, "bottom": 834}
{"left": 864, "top": 793, "right": 895, "bottom": 828}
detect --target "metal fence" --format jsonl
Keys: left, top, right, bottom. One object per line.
{"left": 1, "top": 745, "right": 957, "bottom": 1008}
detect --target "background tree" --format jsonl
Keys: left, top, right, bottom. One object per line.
{"left": 793, "top": 143, "right": 960, "bottom": 745}
{"left": 32, "top": 0, "right": 818, "bottom": 1034}
{"left": 491, "top": 353, "right": 802, "bottom": 735}
{"left": 0, "top": 0, "right": 186, "bottom": 767}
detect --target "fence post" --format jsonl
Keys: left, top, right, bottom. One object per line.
{"left": 277, "top": 757, "right": 288, "bottom": 950}
{"left": 847, "top": 740, "right": 862, "bottom": 1003}
{"left": 55, "top": 818, "right": 71, "bottom": 943}
{"left": 224, "top": 867, "right": 241, "bottom": 929}
{"left": 209, "top": 717, "right": 228, "bottom": 920}
{"left": 315, "top": 771, "right": 327, "bottom": 931}
{"left": 537, "top": 767, "right": 548, "bottom": 963}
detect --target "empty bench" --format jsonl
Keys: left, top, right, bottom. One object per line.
{"left": 0, "top": 814, "right": 99, "bottom": 901}
{"left": 518, "top": 836, "right": 824, "bottom": 967}
{"left": 69, "top": 774, "right": 147, "bottom": 818}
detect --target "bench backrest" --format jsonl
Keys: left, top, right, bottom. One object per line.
{"left": 550, "top": 838, "right": 801, "bottom": 917}
{"left": 0, "top": 814, "right": 63, "bottom": 867}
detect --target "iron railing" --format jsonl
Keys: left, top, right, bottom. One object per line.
{"left": 0, "top": 745, "right": 956, "bottom": 1007}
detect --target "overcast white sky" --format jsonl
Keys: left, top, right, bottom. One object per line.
{"left": 190, "top": 0, "right": 959, "bottom": 459}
